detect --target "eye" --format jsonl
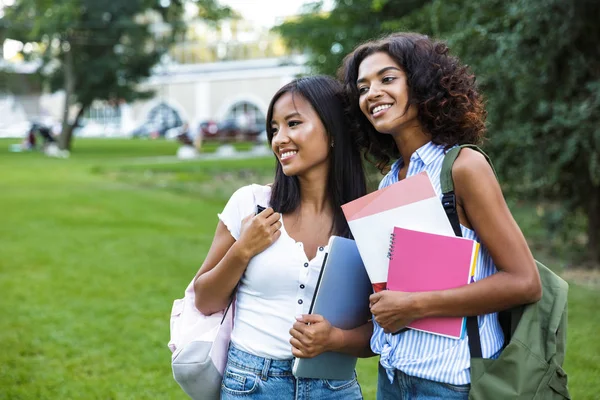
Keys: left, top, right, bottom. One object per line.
{"left": 288, "top": 120, "right": 301, "bottom": 128}
{"left": 270, "top": 126, "right": 278, "bottom": 135}
{"left": 382, "top": 76, "right": 396, "bottom": 84}
{"left": 358, "top": 86, "right": 369, "bottom": 95}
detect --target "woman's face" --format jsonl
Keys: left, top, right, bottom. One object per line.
{"left": 356, "top": 51, "right": 419, "bottom": 135}
{"left": 270, "top": 92, "right": 330, "bottom": 177}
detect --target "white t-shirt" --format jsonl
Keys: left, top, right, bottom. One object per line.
{"left": 218, "top": 184, "right": 329, "bottom": 360}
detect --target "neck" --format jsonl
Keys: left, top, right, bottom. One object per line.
{"left": 297, "top": 168, "right": 331, "bottom": 216}
{"left": 392, "top": 122, "right": 430, "bottom": 163}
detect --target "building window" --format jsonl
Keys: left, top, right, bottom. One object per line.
{"left": 224, "top": 101, "right": 264, "bottom": 131}
{"left": 147, "top": 102, "right": 183, "bottom": 128}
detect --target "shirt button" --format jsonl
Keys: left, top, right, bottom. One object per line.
{"left": 319, "top": 247, "right": 324, "bottom": 251}
{"left": 304, "top": 262, "right": 309, "bottom": 268}
{"left": 298, "top": 299, "right": 303, "bottom": 304}
{"left": 300, "top": 284, "right": 305, "bottom": 289}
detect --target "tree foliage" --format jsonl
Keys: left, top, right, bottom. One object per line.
{"left": 277, "top": 0, "right": 600, "bottom": 265}
{"left": 0, "top": 0, "right": 228, "bottom": 150}
{"left": 274, "top": 0, "right": 429, "bottom": 76}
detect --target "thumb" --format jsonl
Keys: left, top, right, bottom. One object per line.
{"left": 296, "top": 314, "right": 324, "bottom": 324}
{"left": 369, "top": 292, "right": 382, "bottom": 306}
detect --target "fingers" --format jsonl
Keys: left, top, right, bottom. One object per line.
{"left": 271, "top": 229, "right": 282, "bottom": 242}
{"left": 290, "top": 334, "right": 312, "bottom": 358}
{"left": 291, "top": 322, "right": 308, "bottom": 335}
{"left": 255, "top": 206, "right": 273, "bottom": 217}
{"left": 291, "top": 345, "right": 306, "bottom": 358}
{"left": 369, "top": 292, "right": 382, "bottom": 305}
{"left": 264, "top": 209, "right": 281, "bottom": 225}
{"left": 270, "top": 220, "right": 282, "bottom": 234}
{"left": 290, "top": 327, "right": 305, "bottom": 341}
{"left": 296, "top": 314, "right": 324, "bottom": 324}
{"left": 252, "top": 207, "right": 281, "bottom": 237}
{"left": 255, "top": 207, "right": 277, "bottom": 220}
{"left": 255, "top": 207, "right": 281, "bottom": 233}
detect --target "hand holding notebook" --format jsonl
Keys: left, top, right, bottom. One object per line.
{"left": 292, "top": 236, "right": 372, "bottom": 380}
{"left": 386, "top": 226, "right": 480, "bottom": 339}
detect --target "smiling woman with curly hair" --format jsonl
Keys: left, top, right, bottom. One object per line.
{"left": 340, "top": 32, "right": 487, "bottom": 172}
{"left": 339, "top": 33, "right": 542, "bottom": 400}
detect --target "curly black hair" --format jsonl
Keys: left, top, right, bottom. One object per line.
{"left": 339, "top": 32, "right": 487, "bottom": 172}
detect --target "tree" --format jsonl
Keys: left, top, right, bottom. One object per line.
{"left": 275, "top": 0, "right": 430, "bottom": 77}
{"left": 0, "top": 0, "right": 229, "bottom": 150}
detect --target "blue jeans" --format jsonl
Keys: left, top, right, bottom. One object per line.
{"left": 221, "top": 344, "right": 363, "bottom": 399}
{"left": 377, "top": 364, "right": 470, "bottom": 400}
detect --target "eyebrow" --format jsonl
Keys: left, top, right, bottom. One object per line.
{"left": 356, "top": 66, "right": 402, "bottom": 85}
{"left": 270, "top": 112, "right": 301, "bottom": 125}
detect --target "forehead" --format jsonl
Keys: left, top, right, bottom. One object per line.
{"left": 271, "top": 91, "right": 315, "bottom": 120}
{"left": 357, "top": 51, "right": 403, "bottom": 79}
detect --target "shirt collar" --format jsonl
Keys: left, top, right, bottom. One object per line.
{"left": 391, "top": 141, "right": 444, "bottom": 173}
{"left": 414, "top": 141, "right": 445, "bottom": 166}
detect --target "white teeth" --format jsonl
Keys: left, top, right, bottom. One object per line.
{"left": 280, "top": 151, "right": 297, "bottom": 160}
{"left": 372, "top": 104, "right": 392, "bottom": 114}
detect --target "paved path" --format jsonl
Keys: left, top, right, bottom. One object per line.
{"left": 124, "top": 146, "right": 272, "bottom": 165}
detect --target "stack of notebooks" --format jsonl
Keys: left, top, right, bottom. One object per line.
{"left": 342, "top": 171, "right": 480, "bottom": 339}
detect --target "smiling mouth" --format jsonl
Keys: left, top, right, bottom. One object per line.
{"left": 371, "top": 104, "right": 392, "bottom": 116}
{"left": 280, "top": 151, "right": 297, "bottom": 160}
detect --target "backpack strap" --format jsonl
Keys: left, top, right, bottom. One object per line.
{"left": 440, "top": 144, "right": 496, "bottom": 359}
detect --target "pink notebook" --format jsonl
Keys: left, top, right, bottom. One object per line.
{"left": 387, "top": 226, "right": 480, "bottom": 339}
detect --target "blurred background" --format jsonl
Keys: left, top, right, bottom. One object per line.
{"left": 0, "top": 0, "right": 598, "bottom": 399}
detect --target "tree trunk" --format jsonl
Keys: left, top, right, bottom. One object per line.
{"left": 588, "top": 185, "right": 600, "bottom": 268}
{"left": 58, "top": 45, "right": 75, "bottom": 151}
{"left": 61, "top": 105, "right": 87, "bottom": 152}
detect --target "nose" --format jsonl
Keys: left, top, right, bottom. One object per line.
{"left": 367, "top": 83, "right": 383, "bottom": 101}
{"left": 271, "top": 127, "right": 290, "bottom": 151}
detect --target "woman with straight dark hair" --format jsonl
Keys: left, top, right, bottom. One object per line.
{"left": 340, "top": 33, "right": 542, "bottom": 399}
{"left": 193, "top": 75, "right": 371, "bottom": 399}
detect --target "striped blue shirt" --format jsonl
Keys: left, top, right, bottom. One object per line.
{"left": 372, "top": 141, "right": 504, "bottom": 385}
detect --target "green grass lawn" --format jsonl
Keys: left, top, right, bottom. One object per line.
{"left": 0, "top": 138, "right": 598, "bottom": 399}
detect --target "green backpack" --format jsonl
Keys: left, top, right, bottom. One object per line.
{"left": 440, "top": 145, "right": 571, "bottom": 399}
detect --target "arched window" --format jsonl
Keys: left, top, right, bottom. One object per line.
{"left": 224, "top": 101, "right": 264, "bottom": 131}
{"left": 147, "top": 102, "right": 183, "bottom": 128}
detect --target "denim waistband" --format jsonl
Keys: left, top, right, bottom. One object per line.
{"left": 227, "top": 344, "right": 294, "bottom": 378}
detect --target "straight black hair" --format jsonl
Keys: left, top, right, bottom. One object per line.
{"left": 266, "top": 75, "right": 366, "bottom": 238}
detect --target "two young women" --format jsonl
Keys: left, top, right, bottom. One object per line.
{"left": 194, "top": 33, "right": 542, "bottom": 399}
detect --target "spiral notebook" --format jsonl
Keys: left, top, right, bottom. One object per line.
{"left": 387, "top": 226, "right": 479, "bottom": 339}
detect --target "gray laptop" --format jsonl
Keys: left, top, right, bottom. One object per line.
{"left": 292, "top": 236, "right": 373, "bottom": 380}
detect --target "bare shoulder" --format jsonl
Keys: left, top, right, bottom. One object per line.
{"left": 452, "top": 147, "right": 496, "bottom": 184}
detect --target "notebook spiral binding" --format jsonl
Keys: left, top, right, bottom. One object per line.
{"left": 387, "top": 232, "right": 396, "bottom": 260}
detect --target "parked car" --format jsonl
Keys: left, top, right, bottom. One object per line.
{"left": 131, "top": 120, "right": 184, "bottom": 139}
{"left": 197, "top": 118, "right": 264, "bottom": 142}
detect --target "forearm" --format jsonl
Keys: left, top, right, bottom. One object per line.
{"left": 329, "top": 321, "right": 375, "bottom": 358}
{"left": 416, "top": 269, "right": 540, "bottom": 319}
{"left": 194, "top": 242, "right": 251, "bottom": 315}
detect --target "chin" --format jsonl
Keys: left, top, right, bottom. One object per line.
{"left": 373, "top": 125, "right": 396, "bottom": 135}
{"left": 281, "top": 166, "right": 298, "bottom": 176}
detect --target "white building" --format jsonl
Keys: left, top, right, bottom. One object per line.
{"left": 0, "top": 55, "right": 308, "bottom": 139}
